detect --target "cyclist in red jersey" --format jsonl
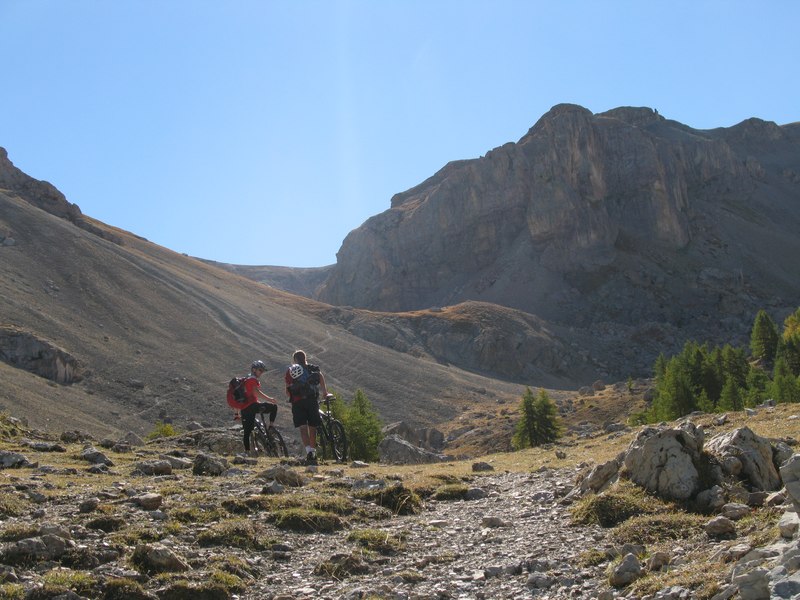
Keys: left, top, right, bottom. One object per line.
{"left": 240, "top": 360, "right": 278, "bottom": 455}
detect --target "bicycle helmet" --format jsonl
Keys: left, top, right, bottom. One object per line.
{"left": 288, "top": 363, "right": 304, "bottom": 379}
{"left": 251, "top": 360, "right": 267, "bottom": 371}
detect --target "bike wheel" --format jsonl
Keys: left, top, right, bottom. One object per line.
{"left": 251, "top": 428, "right": 271, "bottom": 457}
{"left": 328, "top": 420, "right": 348, "bottom": 462}
{"left": 267, "top": 427, "right": 289, "bottom": 458}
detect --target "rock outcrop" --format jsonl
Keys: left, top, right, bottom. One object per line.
{"left": 0, "top": 325, "right": 82, "bottom": 384}
{"left": 314, "top": 105, "right": 800, "bottom": 380}
{"left": 0, "top": 147, "right": 120, "bottom": 243}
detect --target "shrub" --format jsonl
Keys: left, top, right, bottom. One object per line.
{"left": 145, "top": 421, "right": 179, "bottom": 440}
{"left": 270, "top": 508, "right": 346, "bottom": 533}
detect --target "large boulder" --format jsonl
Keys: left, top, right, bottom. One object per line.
{"left": 779, "top": 453, "right": 800, "bottom": 511}
{"left": 622, "top": 422, "right": 719, "bottom": 501}
{"left": 378, "top": 434, "right": 447, "bottom": 464}
{"left": 382, "top": 421, "right": 445, "bottom": 451}
{"left": 705, "top": 427, "right": 782, "bottom": 492}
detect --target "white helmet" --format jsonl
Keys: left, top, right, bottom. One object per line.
{"left": 289, "top": 364, "right": 304, "bottom": 379}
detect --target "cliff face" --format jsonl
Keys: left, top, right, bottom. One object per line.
{"left": 315, "top": 105, "right": 800, "bottom": 369}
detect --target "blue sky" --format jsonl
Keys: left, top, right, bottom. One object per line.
{"left": 1, "top": 1, "right": 798, "bottom": 267}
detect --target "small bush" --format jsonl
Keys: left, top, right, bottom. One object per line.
{"left": 145, "top": 421, "right": 179, "bottom": 440}
{"left": 270, "top": 508, "right": 346, "bottom": 533}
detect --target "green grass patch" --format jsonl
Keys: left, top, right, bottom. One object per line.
{"left": 0, "top": 584, "right": 24, "bottom": 600}
{"left": 0, "top": 523, "right": 39, "bottom": 542}
{"left": 196, "top": 519, "right": 272, "bottom": 550}
{"left": 577, "top": 548, "right": 609, "bottom": 568}
{"left": 171, "top": 506, "right": 224, "bottom": 524}
{"left": 0, "top": 493, "right": 28, "bottom": 518}
{"left": 611, "top": 512, "right": 708, "bottom": 546}
{"left": 41, "top": 569, "right": 98, "bottom": 597}
{"left": 571, "top": 480, "right": 666, "bottom": 527}
{"left": 432, "top": 483, "right": 469, "bottom": 501}
{"left": 264, "top": 492, "right": 354, "bottom": 515}
{"left": 355, "top": 484, "right": 422, "bottom": 515}
{"left": 627, "top": 560, "right": 724, "bottom": 600}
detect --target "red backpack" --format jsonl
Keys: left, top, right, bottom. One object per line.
{"left": 226, "top": 375, "right": 254, "bottom": 409}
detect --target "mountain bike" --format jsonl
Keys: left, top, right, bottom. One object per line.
{"left": 317, "top": 394, "right": 347, "bottom": 462}
{"left": 250, "top": 406, "right": 288, "bottom": 458}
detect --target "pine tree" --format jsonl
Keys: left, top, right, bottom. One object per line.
{"left": 532, "top": 389, "right": 561, "bottom": 444}
{"left": 512, "top": 388, "right": 561, "bottom": 449}
{"left": 512, "top": 388, "right": 537, "bottom": 450}
{"left": 717, "top": 376, "right": 744, "bottom": 412}
{"left": 770, "top": 357, "right": 800, "bottom": 404}
{"left": 342, "top": 389, "right": 384, "bottom": 461}
{"left": 781, "top": 307, "right": 800, "bottom": 376}
{"left": 744, "top": 366, "right": 769, "bottom": 407}
{"left": 649, "top": 358, "right": 696, "bottom": 421}
{"left": 750, "top": 310, "right": 779, "bottom": 366}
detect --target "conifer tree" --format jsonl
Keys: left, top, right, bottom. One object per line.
{"left": 342, "top": 389, "right": 384, "bottom": 461}
{"left": 770, "top": 357, "right": 800, "bottom": 404}
{"left": 781, "top": 307, "right": 800, "bottom": 376}
{"left": 512, "top": 388, "right": 538, "bottom": 450}
{"left": 744, "top": 366, "right": 769, "bottom": 407}
{"left": 649, "top": 358, "right": 696, "bottom": 421}
{"left": 512, "top": 388, "right": 561, "bottom": 449}
{"left": 717, "top": 375, "right": 744, "bottom": 412}
{"left": 750, "top": 309, "right": 779, "bottom": 366}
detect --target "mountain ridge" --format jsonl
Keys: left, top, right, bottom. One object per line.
{"left": 230, "top": 104, "right": 800, "bottom": 382}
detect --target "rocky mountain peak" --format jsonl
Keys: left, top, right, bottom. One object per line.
{"left": 315, "top": 105, "right": 800, "bottom": 381}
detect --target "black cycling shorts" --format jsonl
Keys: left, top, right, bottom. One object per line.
{"left": 291, "top": 396, "right": 322, "bottom": 428}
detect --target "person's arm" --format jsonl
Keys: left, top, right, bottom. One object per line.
{"left": 257, "top": 388, "right": 276, "bottom": 403}
{"left": 319, "top": 372, "right": 329, "bottom": 397}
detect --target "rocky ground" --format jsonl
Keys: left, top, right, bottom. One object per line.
{"left": 0, "top": 407, "right": 799, "bottom": 600}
